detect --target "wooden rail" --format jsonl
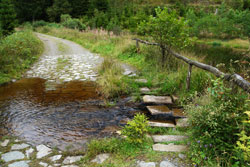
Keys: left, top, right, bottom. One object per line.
{"left": 132, "top": 38, "right": 250, "bottom": 93}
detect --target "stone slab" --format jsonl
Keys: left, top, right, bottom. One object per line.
{"left": 91, "top": 153, "right": 110, "bottom": 164}
{"left": 1, "top": 151, "right": 25, "bottom": 162}
{"left": 50, "top": 155, "right": 62, "bottom": 162}
{"left": 8, "top": 161, "right": 30, "bottom": 167}
{"left": 135, "top": 79, "right": 148, "bottom": 83}
{"left": 138, "top": 161, "right": 156, "bottom": 167}
{"left": 36, "top": 145, "right": 52, "bottom": 159}
{"left": 152, "top": 135, "right": 188, "bottom": 143}
{"left": 149, "top": 121, "right": 175, "bottom": 128}
{"left": 176, "top": 118, "right": 189, "bottom": 127}
{"left": 153, "top": 144, "right": 187, "bottom": 152}
{"left": 11, "top": 143, "right": 30, "bottom": 150}
{"left": 160, "top": 161, "right": 176, "bottom": 167}
{"left": 146, "top": 106, "right": 171, "bottom": 115}
{"left": 63, "top": 156, "right": 83, "bottom": 164}
{"left": 140, "top": 87, "right": 151, "bottom": 94}
{"left": 143, "top": 95, "right": 172, "bottom": 104}
{"left": 1, "top": 139, "right": 10, "bottom": 147}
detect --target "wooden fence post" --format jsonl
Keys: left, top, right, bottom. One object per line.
{"left": 136, "top": 39, "right": 140, "bottom": 53}
{"left": 186, "top": 64, "right": 193, "bottom": 90}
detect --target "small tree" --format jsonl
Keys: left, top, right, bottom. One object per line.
{"left": 0, "top": 0, "right": 16, "bottom": 36}
{"left": 138, "top": 7, "right": 190, "bottom": 66}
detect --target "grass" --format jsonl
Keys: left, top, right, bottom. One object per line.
{"left": 56, "top": 57, "right": 71, "bottom": 72}
{"left": 0, "top": 30, "right": 43, "bottom": 85}
{"left": 57, "top": 41, "right": 69, "bottom": 54}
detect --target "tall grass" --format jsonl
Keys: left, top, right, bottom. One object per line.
{"left": 0, "top": 31, "right": 43, "bottom": 84}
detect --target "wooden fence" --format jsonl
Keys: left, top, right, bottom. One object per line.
{"left": 133, "top": 38, "right": 250, "bottom": 93}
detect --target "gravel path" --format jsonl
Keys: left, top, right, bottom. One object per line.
{"left": 25, "top": 33, "right": 103, "bottom": 83}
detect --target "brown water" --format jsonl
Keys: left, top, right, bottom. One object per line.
{"left": 0, "top": 78, "right": 134, "bottom": 150}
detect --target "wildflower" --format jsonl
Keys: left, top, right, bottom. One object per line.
{"left": 204, "top": 157, "right": 207, "bottom": 160}
{"left": 204, "top": 144, "right": 208, "bottom": 148}
{"left": 197, "top": 140, "right": 200, "bottom": 143}
{"left": 209, "top": 144, "right": 213, "bottom": 147}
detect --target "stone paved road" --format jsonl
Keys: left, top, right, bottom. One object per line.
{"left": 26, "top": 33, "right": 103, "bottom": 83}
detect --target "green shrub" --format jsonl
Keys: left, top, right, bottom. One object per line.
{"left": 0, "top": 31, "right": 43, "bottom": 84}
{"left": 32, "top": 20, "right": 48, "bottom": 28}
{"left": 121, "top": 113, "right": 149, "bottom": 144}
{"left": 186, "top": 78, "right": 248, "bottom": 166}
{"left": 60, "top": 14, "right": 86, "bottom": 31}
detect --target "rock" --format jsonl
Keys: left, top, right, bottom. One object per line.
{"left": 50, "top": 155, "right": 62, "bottom": 162}
{"left": 176, "top": 118, "right": 189, "bottom": 127}
{"left": 36, "top": 145, "right": 52, "bottom": 159}
{"left": 26, "top": 148, "right": 34, "bottom": 159}
{"left": 54, "top": 164, "right": 61, "bottom": 167}
{"left": 8, "top": 161, "right": 30, "bottom": 167}
{"left": 152, "top": 135, "right": 188, "bottom": 143}
{"left": 11, "top": 143, "right": 30, "bottom": 150}
{"left": 14, "top": 139, "right": 20, "bottom": 142}
{"left": 135, "top": 79, "right": 148, "bottom": 83}
{"left": 140, "top": 87, "right": 150, "bottom": 94}
{"left": 1, "top": 139, "right": 10, "bottom": 147}
{"left": 91, "top": 153, "right": 110, "bottom": 164}
{"left": 63, "top": 156, "right": 83, "bottom": 164}
{"left": 39, "top": 162, "right": 48, "bottom": 167}
{"left": 146, "top": 106, "right": 171, "bottom": 115}
{"left": 178, "top": 153, "right": 186, "bottom": 160}
{"left": 61, "top": 165, "right": 78, "bottom": 167}
{"left": 137, "top": 161, "right": 156, "bottom": 167}
{"left": 153, "top": 144, "right": 187, "bottom": 152}
{"left": 160, "top": 161, "right": 176, "bottom": 167}
{"left": 149, "top": 121, "right": 175, "bottom": 128}
{"left": 1, "top": 151, "right": 25, "bottom": 162}
{"left": 143, "top": 95, "right": 172, "bottom": 104}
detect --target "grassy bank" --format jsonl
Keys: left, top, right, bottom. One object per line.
{"left": 36, "top": 27, "right": 216, "bottom": 98}
{"left": 0, "top": 31, "right": 43, "bottom": 84}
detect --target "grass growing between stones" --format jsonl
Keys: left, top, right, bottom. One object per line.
{"left": 57, "top": 41, "right": 70, "bottom": 54}
{"left": 0, "top": 31, "right": 43, "bottom": 85}
{"left": 56, "top": 57, "right": 71, "bottom": 72}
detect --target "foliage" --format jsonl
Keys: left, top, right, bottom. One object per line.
{"left": 234, "top": 108, "right": 250, "bottom": 165}
{"left": 121, "top": 113, "right": 149, "bottom": 144}
{"left": 0, "top": 31, "right": 43, "bottom": 84}
{"left": 0, "top": 0, "right": 17, "bottom": 36}
{"left": 60, "top": 14, "right": 86, "bottom": 31}
{"left": 46, "top": 0, "right": 72, "bottom": 22}
{"left": 186, "top": 78, "right": 248, "bottom": 166}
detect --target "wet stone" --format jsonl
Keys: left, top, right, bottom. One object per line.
{"left": 146, "top": 106, "right": 171, "bottom": 115}
{"left": 143, "top": 95, "right": 172, "bottom": 104}
{"left": 63, "top": 156, "right": 83, "bottom": 164}
{"left": 91, "top": 153, "right": 110, "bottom": 164}
{"left": 61, "top": 165, "right": 78, "bottom": 167}
{"left": 8, "top": 160, "right": 30, "bottom": 167}
{"left": 1, "top": 139, "right": 9, "bottom": 147}
{"left": 36, "top": 145, "right": 52, "bottom": 159}
{"left": 11, "top": 143, "right": 30, "bottom": 150}
{"left": 149, "top": 121, "right": 175, "bottom": 128}
{"left": 1, "top": 151, "right": 25, "bottom": 162}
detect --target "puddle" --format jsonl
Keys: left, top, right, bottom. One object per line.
{"left": 0, "top": 78, "right": 134, "bottom": 150}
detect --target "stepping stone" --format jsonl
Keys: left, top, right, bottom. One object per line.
{"left": 138, "top": 161, "right": 156, "bottom": 167}
{"left": 143, "top": 95, "right": 172, "bottom": 104}
{"left": 50, "top": 155, "right": 62, "bottom": 162}
{"left": 152, "top": 135, "right": 188, "bottom": 143}
{"left": 146, "top": 106, "right": 171, "bottom": 115}
{"left": 1, "top": 151, "right": 25, "bottom": 162}
{"left": 36, "top": 145, "right": 52, "bottom": 159}
{"left": 135, "top": 79, "right": 148, "bottom": 83}
{"left": 1, "top": 139, "right": 10, "bottom": 147}
{"left": 172, "top": 96, "right": 179, "bottom": 102}
{"left": 63, "top": 156, "right": 83, "bottom": 164}
{"left": 149, "top": 121, "right": 175, "bottom": 128}
{"left": 26, "top": 148, "right": 34, "bottom": 158}
{"left": 91, "top": 153, "right": 110, "bottom": 164}
{"left": 160, "top": 161, "right": 176, "bottom": 167}
{"left": 11, "top": 143, "right": 30, "bottom": 150}
{"left": 172, "top": 108, "right": 185, "bottom": 117}
{"left": 62, "top": 165, "right": 78, "bottom": 167}
{"left": 8, "top": 160, "right": 30, "bottom": 167}
{"left": 153, "top": 144, "right": 187, "bottom": 152}
{"left": 140, "top": 87, "right": 151, "bottom": 94}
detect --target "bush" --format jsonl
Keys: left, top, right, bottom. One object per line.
{"left": 60, "top": 14, "right": 86, "bottom": 31}
{"left": 32, "top": 20, "right": 48, "bottom": 28}
{"left": 0, "top": 31, "right": 43, "bottom": 84}
{"left": 121, "top": 113, "right": 149, "bottom": 144}
{"left": 186, "top": 78, "right": 248, "bottom": 166}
